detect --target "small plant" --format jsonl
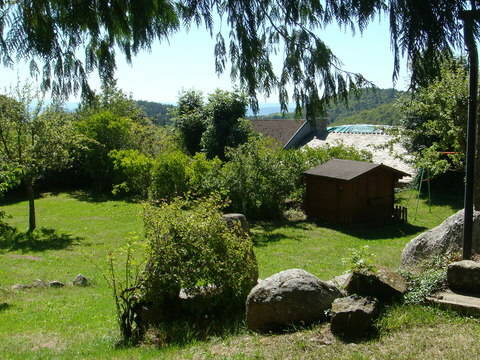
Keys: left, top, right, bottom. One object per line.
{"left": 401, "top": 253, "right": 458, "bottom": 304}
{"left": 105, "top": 233, "right": 147, "bottom": 345}
{"left": 343, "top": 246, "right": 377, "bottom": 273}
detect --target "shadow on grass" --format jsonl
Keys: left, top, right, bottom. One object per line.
{"left": 318, "top": 221, "right": 428, "bottom": 241}
{"left": 0, "top": 303, "right": 11, "bottom": 312}
{"left": 252, "top": 220, "right": 314, "bottom": 247}
{"left": 252, "top": 217, "right": 427, "bottom": 245}
{"left": 144, "top": 314, "right": 245, "bottom": 348}
{"left": 68, "top": 190, "right": 139, "bottom": 204}
{"left": 0, "top": 226, "right": 82, "bottom": 252}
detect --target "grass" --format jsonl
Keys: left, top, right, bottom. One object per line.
{"left": 0, "top": 183, "right": 469, "bottom": 359}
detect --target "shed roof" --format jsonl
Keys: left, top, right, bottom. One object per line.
{"left": 251, "top": 120, "right": 304, "bottom": 145}
{"left": 304, "top": 159, "right": 410, "bottom": 181}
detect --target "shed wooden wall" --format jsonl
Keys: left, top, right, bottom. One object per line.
{"left": 304, "top": 167, "right": 397, "bottom": 224}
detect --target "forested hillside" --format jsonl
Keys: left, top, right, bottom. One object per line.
{"left": 251, "top": 88, "right": 404, "bottom": 126}
{"left": 330, "top": 102, "right": 402, "bottom": 126}
{"left": 136, "top": 100, "right": 175, "bottom": 125}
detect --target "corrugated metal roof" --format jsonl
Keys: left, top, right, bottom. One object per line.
{"left": 304, "top": 159, "right": 409, "bottom": 181}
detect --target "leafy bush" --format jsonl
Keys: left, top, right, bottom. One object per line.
{"left": 221, "top": 137, "right": 295, "bottom": 218}
{"left": 401, "top": 253, "right": 459, "bottom": 304}
{"left": 109, "top": 149, "right": 154, "bottom": 197}
{"left": 186, "top": 153, "right": 225, "bottom": 198}
{"left": 174, "top": 90, "right": 205, "bottom": 155}
{"left": 397, "top": 58, "right": 467, "bottom": 177}
{"left": 200, "top": 90, "right": 251, "bottom": 159}
{"left": 149, "top": 151, "right": 225, "bottom": 201}
{"left": 76, "top": 110, "right": 137, "bottom": 191}
{"left": 149, "top": 151, "right": 190, "bottom": 200}
{"left": 142, "top": 196, "right": 258, "bottom": 312}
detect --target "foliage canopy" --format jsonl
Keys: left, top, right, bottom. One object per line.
{"left": 397, "top": 58, "right": 468, "bottom": 177}
{"left": 1, "top": 0, "right": 473, "bottom": 118}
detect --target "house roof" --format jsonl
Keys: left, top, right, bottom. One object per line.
{"left": 304, "top": 158, "right": 410, "bottom": 181}
{"left": 251, "top": 120, "right": 305, "bottom": 145}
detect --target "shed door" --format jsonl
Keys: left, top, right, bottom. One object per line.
{"left": 367, "top": 174, "right": 386, "bottom": 220}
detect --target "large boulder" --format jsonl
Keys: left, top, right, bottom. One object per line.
{"left": 344, "top": 268, "right": 406, "bottom": 302}
{"left": 447, "top": 260, "right": 480, "bottom": 294}
{"left": 330, "top": 295, "right": 379, "bottom": 338}
{"left": 246, "top": 269, "right": 342, "bottom": 332}
{"left": 401, "top": 209, "right": 480, "bottom": 267}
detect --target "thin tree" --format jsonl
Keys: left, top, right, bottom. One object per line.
{"left": 0, "top": 84, "right": 80, "bottom": 231}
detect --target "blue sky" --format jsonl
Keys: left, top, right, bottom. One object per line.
{"left": 0, "top": 17, "right": 408, "bottom": 105}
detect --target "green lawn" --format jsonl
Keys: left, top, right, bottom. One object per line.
{"left": 0, "top": 187, "right": 470, "bottom": 359}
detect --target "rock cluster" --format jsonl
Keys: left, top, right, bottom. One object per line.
{"left": 10, "top": 274, "right": 90, "bottom": 291}
{"left": 245, "top": 267, "right": 406, "bottom": 339}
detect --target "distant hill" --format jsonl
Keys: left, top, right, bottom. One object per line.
{"left": 330, "top": 102, "right": 402, "bottom": 126}
{"left": 249, "top": 88, "right": 404, "bottom": 126}
{"left": 136, "top": 100, "right": 176, "bottom": 126}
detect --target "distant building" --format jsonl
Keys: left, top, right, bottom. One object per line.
{"left": 251, "top": 121, "right": 415, "bottom": 182}
{"left": 251, "top": 118, "right": 326, "bottom": 149}
{"left": 304, "top": 159, "right": 409, "bottom": 224}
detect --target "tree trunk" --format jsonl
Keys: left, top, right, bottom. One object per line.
{"left": 25, "top": 177, "right": 36, "bottom": 232}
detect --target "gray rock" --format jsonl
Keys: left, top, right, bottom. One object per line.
{"left": 401, "top": 209, "right": 480, "bottom": 267}
{"left": 73, "top": 274, "right": 89, "bottom": 287}
{"left": 326, "top": 273, "right": 350, "bottom": 295}
{"left": 223, "top": 213, "right": 249, "bottom": 236}
{"left": 344, "top": 268, "right": 406, "bottom": 302}
{"left": 49, "top": 281, "right": 65, "bottom": 288}
{"left": 11, "top": 284, "right": 31, "bottom": 291}
{"left": 447, "top": 260, "right": 480, "bottom": 294}
{"left": 246, "top": 269, "right": 342, "bottom": 332}
{"left": 330, "top": 295, "right": 379, "bottom": 338}
{"left": 32, "top": 279, "right": 47, "bottom": 288}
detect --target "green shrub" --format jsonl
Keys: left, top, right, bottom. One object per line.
{"left": 174, "top": 90, "right": 205, "bottom": 155}
{"left": 186, "top": 153, "right": 226, "bottom": 198}
{"left": 149, "top": 151, "right": 190, "bottom": 200}
{"left": 221, "top": 137, "right": 294, "bottom": 219}
{"left": 75, "top": 110, "right": 137, "bottom": 191}
{"left": 401, "top": 253, "right": 458, "bottom": 304}
{"left": 141, "top": 196, "right": 258, "bottom": 312}
{"left": 109, "top": 149, "right": 154, "bottom": 197}
{"left": 201, "top": 90, "right": 251, "bottom": 159}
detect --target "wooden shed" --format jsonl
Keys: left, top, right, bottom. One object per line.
{"left": 304, "top": 159, "right": 409, "bottom": 224}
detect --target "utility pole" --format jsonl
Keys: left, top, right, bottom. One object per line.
{"left": 460, "top": 7, "right": 479, "bottom": 259}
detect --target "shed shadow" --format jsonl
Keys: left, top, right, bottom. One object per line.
{"left": 316, "top": 220, "right": 427, "bottom": 240}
